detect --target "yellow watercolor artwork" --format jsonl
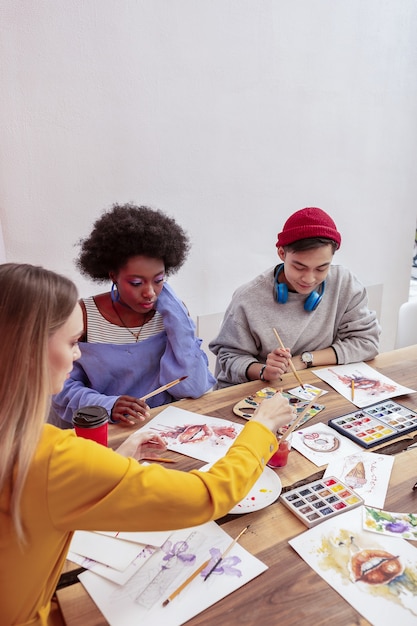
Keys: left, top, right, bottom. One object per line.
{"left": 289, "top": 508, "right": 417, "bottom": 625}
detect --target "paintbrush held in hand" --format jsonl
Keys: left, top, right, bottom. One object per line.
{"left": 140, "top": 376, "right": 188, "bottom": 402}
{"left": 279, "top": 392, "right": 322, "bottom": 443}
{"left": 272, "top": 328, "right": 305, "bottom": 390}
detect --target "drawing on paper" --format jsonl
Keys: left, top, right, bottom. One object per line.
{"left": 302, "top": 430, "right": 341, "bottom": 452}
{"left": 344, "top": 460, "right": 367, "bottom": 489}
{"left": 141, "top": 406, "right": 245, "bottom": 463}
{"left": 134, "top": 531, "right": 204, "bottom": 609}
{"left": 364, "top": 507, "right": 417, "bottom": 541}
{"left": 289, "top": 509, "right": 417, "bottom": 624}
{"left": 313, "top": 362, "right": 416, "bottom": 408}
{"left": 150, "top": 422, "right": 238, "bottom": 446}
{"left": 318, "top": 528, "right": 417, "bottom": 601}
{"left": 324, "top": 452, "right": 394, "bottom": 509}
{"left": 291, "top": 514, "right": 417, "bottom": 620}
{"left": 201, "top": 547, "right": 242, "bottom": 579}
{"left": 328, "top": 368, "right": 397, "bottom": 398}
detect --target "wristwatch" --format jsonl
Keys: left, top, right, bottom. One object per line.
{"left": 301, "top": 351, "right": 314, "bottom": 368}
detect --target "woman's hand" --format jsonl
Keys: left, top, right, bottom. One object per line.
{"left": 251, "top": 391, "right": 295, "bottom": 432}
{"left": 116, "top": 431, "right": 167, "bottom": 460}
{"left": 111, "top": 395, "right": 151, "bottom": 425}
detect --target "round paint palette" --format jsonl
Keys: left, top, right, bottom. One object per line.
{"left": 232, "top": 387, "right": 279, "bottom": 419}
{"left": 228, "top": 467, "right": 282, "bottom": 514}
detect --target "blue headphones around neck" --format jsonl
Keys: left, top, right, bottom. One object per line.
{"left": 273, "top": 264, "right": 325, "bottom": 311}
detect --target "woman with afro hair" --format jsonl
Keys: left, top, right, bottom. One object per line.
{"left": 50, "top": 203, "right": 215, "bottom": 426}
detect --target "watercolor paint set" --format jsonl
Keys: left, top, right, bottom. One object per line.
{"left": 280, "top": 476, "right": 364, "bottom": 528}
{"left": 327, "top": 400, "right": 417, "bottom": 449}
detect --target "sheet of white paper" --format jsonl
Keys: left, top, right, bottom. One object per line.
{"left": 324, "top": 451, "right": 394, "bottom": 508}
{"left": 137, "top": 406, "right": 244, "bottom": 463}
{"left": 96, "top": 529, "right": 171, "bottom": 547}
{"left": 70, "top": 531, "right": 140, "bottom": 571}
{"left": 67, "top": 545, "right": 156, "bottom": 585}
{"left": 291, "top": 422, "right": 362, "bottom": 466}
{"left": 313, "top": 362, "right": 416, "bottom": 408}
{"left": 289, "top": 507, "right": 417, "bottom": 626}
{"left": 79, "top": 521, "right": 267, "bottom": 626}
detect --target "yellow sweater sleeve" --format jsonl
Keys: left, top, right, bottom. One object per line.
{"left": 45, "top": 420, "right": 277, "bottom": 531}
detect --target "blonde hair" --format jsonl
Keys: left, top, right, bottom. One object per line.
{"left": 0, "top": 263, "right": 78, "bottom": 542}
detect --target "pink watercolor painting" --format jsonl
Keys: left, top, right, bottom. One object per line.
{"left": 140, "top": 406, "right": 244, "bottom": 463}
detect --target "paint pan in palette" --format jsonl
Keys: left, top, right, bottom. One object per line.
{"left": 328, "top": 400, "right": 417, "bottom": 449}
{"left": 280, "top": 476, "right": 363, "bottom": 528}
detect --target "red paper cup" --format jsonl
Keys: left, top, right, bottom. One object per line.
{"left": 72, "top": 406, "right": 109, "bottom": 447}
{"left": 267, "top": 436, "right": 292, "bottom": 468}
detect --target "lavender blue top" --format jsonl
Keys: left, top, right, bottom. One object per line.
{"left": 51, "top": 283, "right": 215, "bottom": 423}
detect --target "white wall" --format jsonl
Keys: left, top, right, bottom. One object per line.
{"left": 1, "top": 1, "right": 417, "bottom": 352}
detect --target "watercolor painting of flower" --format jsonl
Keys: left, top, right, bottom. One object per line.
{"left": 364, "top": 507, "right": 417, "bottom": 541}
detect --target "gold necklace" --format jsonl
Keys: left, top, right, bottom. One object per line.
{"left": 111, "top": 301, "right": 151, "bottom": 342}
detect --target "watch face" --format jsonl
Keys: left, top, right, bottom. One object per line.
{"left": 302, "top": 352, "right": 313, "bottom": 364}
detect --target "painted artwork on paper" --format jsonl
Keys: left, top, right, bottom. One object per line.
{"left": 78, "top": 521, "right": 268, "bottom": 626}
{"left": 364, "top": 507, "right": 417, "bottom": 541}
{"left": 140, "top": 406, "right": 244, "bottom": 463}
{"left": 313, "top": 363, "right": 415, "bottom": 408}
{"left": 324, "top": 451, "right": 394, "bottom": 508}
{"left": 291, "top": 422, "right": 362, "bottom": 466}
{"left": 289, "top": 508, "right": 417, "bottom": 626}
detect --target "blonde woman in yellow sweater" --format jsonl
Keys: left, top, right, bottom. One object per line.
{"left": 0, "top": 263, "right": 293, "bottom": 626}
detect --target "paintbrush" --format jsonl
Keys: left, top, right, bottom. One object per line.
{"left": 140, "top": 376, "right": 188, "bottom": 402}
{"left": 279, "top": 391, "right": 322, "bottom": 443}
{"left": 203, "top": 525, "right": 250, "bottom": 581}
{"left": 272, "top": 328, "right": 305, "bottom": 390}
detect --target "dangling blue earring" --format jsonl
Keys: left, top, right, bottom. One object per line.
{"left": 111, "top": 282, "right": 120, "bottom": 302}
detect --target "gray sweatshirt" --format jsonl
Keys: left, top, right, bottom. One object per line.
{"left": 209, "top": 265, "right": 381, "bottom": 388}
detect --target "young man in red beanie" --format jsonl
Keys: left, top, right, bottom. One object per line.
{"left": 209, "top": 207, "right": 380, "bottom": 388}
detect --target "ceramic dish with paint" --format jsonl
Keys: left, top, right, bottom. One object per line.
{"left": 229, "top": 467, "right": 282, "bottom": 514}
{"left": 199, "top": 463, "right": 282, "bottom": 514}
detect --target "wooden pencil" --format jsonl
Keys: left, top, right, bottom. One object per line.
{"left": 272, "top": 328, "right": 305, "bottom": 390}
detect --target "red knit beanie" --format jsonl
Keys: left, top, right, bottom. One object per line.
{"left": 276, "top": 207, "right": 341, "bottom": 249}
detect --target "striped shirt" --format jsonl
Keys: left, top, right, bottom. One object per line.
{"left": 84, "top": 296, "right": 165, "bottom": 344}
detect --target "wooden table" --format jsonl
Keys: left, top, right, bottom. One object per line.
{"left": 56, "top": 345, "right": 417, "bottom": 626}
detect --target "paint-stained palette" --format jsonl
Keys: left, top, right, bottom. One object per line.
{"left": 199, "top": 463, "right": 282, "bottom": 514}
{"left": 328, "top": 400, "right": 417, "bottom": 449}
{"left": 233, "top": 387, "right": 324, "bottom": 432}
{"left": 229, "top": 467, "right": 282, "bottom": 514}
{"left": 280, "top": 476, "right": 363, "bottom": 528}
